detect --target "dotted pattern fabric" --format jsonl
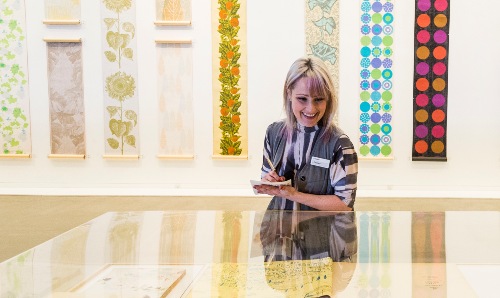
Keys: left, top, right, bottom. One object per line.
{"left": 358, "top": 0, "right": 394, "bottom": 158}
{"left": 412, "top": 0, "right": 450, "bottom": 161}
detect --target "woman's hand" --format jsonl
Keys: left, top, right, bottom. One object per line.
{"left": 253, "top": 184, "right": 297, "bottom": 198}
{"left": 261, "top": 171, "right": 285, "bottom": 182}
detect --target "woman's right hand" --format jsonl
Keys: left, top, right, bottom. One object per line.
{"left": 261, "top": 171, "right": 285, "bottom": 182}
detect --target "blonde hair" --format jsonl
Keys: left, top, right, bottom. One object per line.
{"left": 282, "top": 56, "right": 338, "bottom": 139}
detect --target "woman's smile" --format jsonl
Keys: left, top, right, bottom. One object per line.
{"left": 290, "top": 77, "right": 327, "bottom": 127}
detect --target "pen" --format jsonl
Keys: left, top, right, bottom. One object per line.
{"left": 265, "top": 155, "right": 276, "bottom": 172}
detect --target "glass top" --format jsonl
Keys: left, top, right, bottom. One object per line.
{"left": 1, "top": 210, "right": 498, "bottom": 297}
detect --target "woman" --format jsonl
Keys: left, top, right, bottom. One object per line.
{"left": 253, "top": 56, "right": 358, "bottom": 211}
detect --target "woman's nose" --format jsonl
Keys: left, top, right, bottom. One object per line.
{"left": 305, "top": 100, "right": 317, "bottom": 109}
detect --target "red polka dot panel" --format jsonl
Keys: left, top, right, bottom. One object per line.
{"left": 412, "top": 0, "right": 449, "bottom": 161}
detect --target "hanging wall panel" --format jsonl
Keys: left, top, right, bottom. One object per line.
{"left": 155, "top": 0, "right": 192, "bottom": 26}
{"left": 358, "top": 0, "right": 394, "bottom": 159}
{"left": 412, "top": 0, "right": 450, "bottom": 161}
{"left": 305, "top": 0, "right": 340, "bottom": 101}
{"left": 156, "top": 41, "right": 194, "bottom": 159}
{"left": 211, "top": 0, "right": 248, "bottom": 159}
{"left": 0, "top": 0, "right": 32, "bottom": 158}
{"left": 101, "top": 0, "right": 140, "bottom": 159}
{"left": 46, "top": 40, "right": 86, "bottom": 158}
{"left": 44, "top": 0, "right": 81, "bottom": 25}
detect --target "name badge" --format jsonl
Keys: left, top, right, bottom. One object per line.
{"left": 310, "top": 156, "right": 330, "bottom": 169}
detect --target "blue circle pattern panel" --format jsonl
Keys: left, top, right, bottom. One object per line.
{"left": 358, "top": 0, "right": 394, "bottom": 158}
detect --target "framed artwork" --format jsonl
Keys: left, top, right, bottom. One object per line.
{"left": 101, "top": 0, "right": 140, "bottom": 159}
{"left": 305, "top": 0, "right": 340, "bottom": 101}
{"left": 212, "top": 0, "right": 248, "bottom": 159}
{"left": 154, "top": 0, "right": 192, "bottom": 26}
{"left": 156, "top": 40, "right": 194, "bottom": 160}
{"left": 358, "top": 0, "right": 395, "bottom": 159}
{"left": 0, "top": 0, "right": 32, "bottom": 158}
{"left": 44, "top": 0, "right": 81, "bottom": 25}
{"left": 412, "top": 0, "right": 450, "bottom": 161}
{"left": 45, "top": 39, "right": 86, "bottom": 159}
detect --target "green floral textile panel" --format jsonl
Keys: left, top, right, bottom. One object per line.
{"left": 101, "top": 0, "right": 139, "bottom": 155}
{"left": 0, "top": 0, "right": 31, "bottom": 155}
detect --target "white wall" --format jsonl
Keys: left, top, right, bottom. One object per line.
{"left": 1, "top": 0, "right": 500, "bottom": 197}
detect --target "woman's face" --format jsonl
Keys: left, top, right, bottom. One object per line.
{"left": 289, "top": 77, "right": 327, "bottom": 127}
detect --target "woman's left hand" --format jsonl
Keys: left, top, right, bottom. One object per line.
{"left": 253, "top": 185, "right": 297, "bottom": 198}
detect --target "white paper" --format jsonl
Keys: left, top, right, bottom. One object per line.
{"left": 250, "top": 179, "right": 292, "bottom": 195}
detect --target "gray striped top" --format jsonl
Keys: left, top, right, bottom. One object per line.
{"left": 261, "top": 123, "right": 358, "bottom": 207}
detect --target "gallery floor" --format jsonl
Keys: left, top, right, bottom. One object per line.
{"left": 1, "top": 195, "right": 500, "bottom": 263}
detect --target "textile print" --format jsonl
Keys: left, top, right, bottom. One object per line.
{"left": 305, "top": 0, "right": 340, "bottom": 102}
{"left": 212, "top": 0, "right": 248, "bottom": 158}
{"left": 47, "top": 42, "right": 86, "bottom": 155}
{"left": 412, "top": 0, "right": 449, "bottom": 161}
{"left": 0, "top": 0, "right": 32, "bottom": 156}
{"left": 359, "top": 0, "right": 394, "bottom": 158}
{"left": 101, "top": 0, "right": 140, "bottom": 156}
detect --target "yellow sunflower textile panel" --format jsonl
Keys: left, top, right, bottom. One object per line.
{"left": 305, "top": 0, "right": 340, "bottom": 101}
{"left": 101, "top": 0, "right": 140, "bottom": 157}
{"left": 212, "top": 0, "right": 248, "bottom": 159}
{"left": 45, "top": 0, "right": 81, "bottom": 23}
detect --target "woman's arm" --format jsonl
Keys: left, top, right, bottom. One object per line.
{"left": 254, "top": 184, "right": 352, "bottom": 211}
{"left": 255, "top": 134, "right": 357, "bottom": 212}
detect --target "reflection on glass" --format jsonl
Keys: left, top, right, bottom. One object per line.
{"left": 412, "top": 212, "right": 447, "bottom": 297}
{"left": 356, "top": 212, "right": 393, "bottom": 297}
{"left": 259, "top": 210, "right": 358, "bottom": 297}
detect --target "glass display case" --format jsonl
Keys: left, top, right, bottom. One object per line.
{"left": 0, "top": 210, "right": 498, "bottom": 297}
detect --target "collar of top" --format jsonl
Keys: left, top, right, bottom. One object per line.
{"left": 296, "top": 122, "right": 320, "bottom": 133}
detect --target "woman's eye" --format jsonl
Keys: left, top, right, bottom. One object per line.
{"left": 314, "top": 98, "right": 325, "bottom": 103}
{"left": 296, "top": 97, "right": 307, "bottom": 102}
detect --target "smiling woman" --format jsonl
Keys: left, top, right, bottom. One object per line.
{"left": 289, "top": 78, "right": 327, "bottom": 128}
{"left": 253, "top": 56, "right": 358, "bottom": 212}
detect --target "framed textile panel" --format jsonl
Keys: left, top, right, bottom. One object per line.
{"left": 101, "top": 0, "right": 140, "bottom": 159}
{"left": 211, "top": 0, "right": 248, "bottom": 159}
{"left": 412, "top": 0, "right": 450, "bottom": 161}
{"left": 155, "top": 0, "right": 192, "bottom": 26}
{"left": 156, "top": 41, "right": 194, "bottom": 160}
{"left": 358, "top": 0, "right": 395, "bottom": 159}
{"left": 305, "top": 0, "right": 340, "bottom": 101}
{"left": 46, "top": 40, "right": 86, "bottom": 158}
{"left": 44, "top": 0, "right": 81, "bottom": 25}
{"left": 0, "top": 0, "right": 32, "bottom": 158}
